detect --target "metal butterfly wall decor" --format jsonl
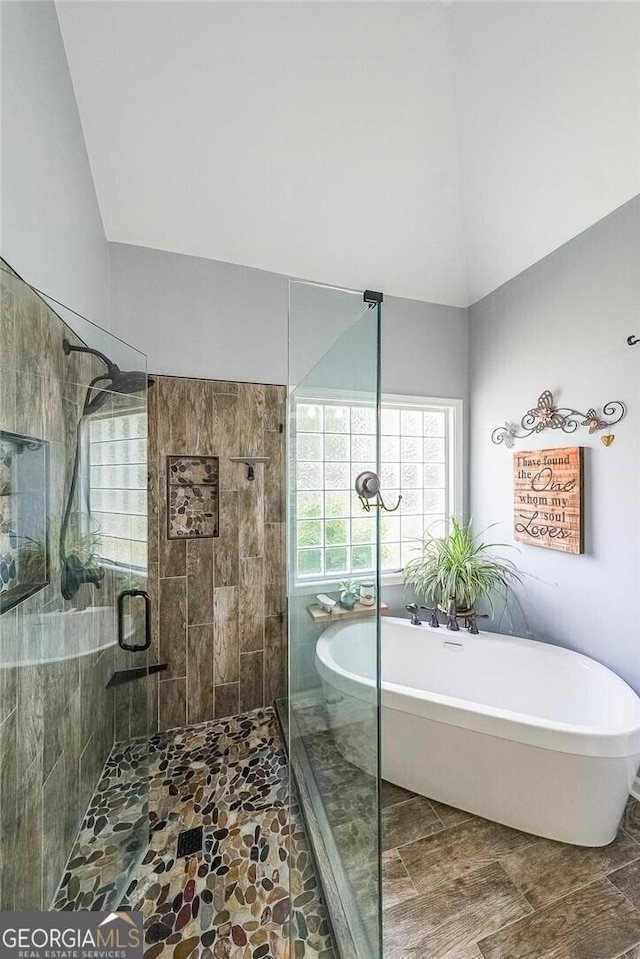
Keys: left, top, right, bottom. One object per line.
{"left": 492, "top": 390, "right": 626, "bottom": 447}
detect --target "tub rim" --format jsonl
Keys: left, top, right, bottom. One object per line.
{"left": 316, "top": 616, "right": 640, "bottom": 759}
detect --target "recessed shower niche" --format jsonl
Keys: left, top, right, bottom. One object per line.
{"left": 0, "top": 429, "right": 49, "bottom": 613}
{"left": 167, "top": 454, "right": 220, "bottom": 538}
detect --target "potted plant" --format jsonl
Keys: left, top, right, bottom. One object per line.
{"left": 402, "top": 518, "right": 521, "bottom": 624}
{"left": 339, "top": 579, "right": 360, "bottom": 610}
{"left": 56, "top": 519, "right": 106, "bottom": 600}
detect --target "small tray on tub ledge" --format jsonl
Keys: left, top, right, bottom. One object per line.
{"left": 307, "top": 601, "right": 389, "bottom": 622}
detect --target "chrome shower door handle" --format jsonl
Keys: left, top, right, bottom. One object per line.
{"left": 117, "top": 589, "right": 151, "bottom": 652}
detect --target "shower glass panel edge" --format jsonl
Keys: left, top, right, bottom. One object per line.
{"left": 287, "top": 279, "right": 383, "bottom": 959}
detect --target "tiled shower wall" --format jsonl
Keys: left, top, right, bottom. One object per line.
{"left": 147, "top": 375, "right": 287, "bottom": 730}
{"left": 0, "top": 263, "right": 134, "bottom": 910}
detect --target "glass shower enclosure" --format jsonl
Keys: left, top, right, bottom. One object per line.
{"left": 0, "top": 261, "right": 152, "bottom": 911}
{"left": 288, "top": 280, "right": 383, "bottom": 959}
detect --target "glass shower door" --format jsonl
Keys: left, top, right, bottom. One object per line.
{"left": 0, "top": 262, "right": 151, "bottom": 911}
{"left": 288, "top": 280, "right": 382, "bottom": 959}
{"left": 72, "top": 379, "right": 153, "bottom": 911}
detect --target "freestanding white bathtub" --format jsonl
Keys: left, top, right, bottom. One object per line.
{"left": 316, "top": 616, "right": 640, "bottom": 846}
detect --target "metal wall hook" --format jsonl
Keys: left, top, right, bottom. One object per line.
{"left": 354, "top": 471, "right": 402, "bottom": 513}
{"left": 377, "top": 491, "right": 403, "bottom": 512}
{"left": 627, "top": 335, "right": 640, "bottom": 346}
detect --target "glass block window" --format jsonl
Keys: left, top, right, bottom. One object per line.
{"left": 86, "top": 410, "right": 148, "bottom": 571}
{"left": 294, "top": 396, "right": 459, "bottom": 582}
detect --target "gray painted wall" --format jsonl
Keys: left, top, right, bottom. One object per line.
{"left": 382, "top": 295, "right": 469, "bottom": 615}
{"left": 109, "top": 241, "right": 469, "bottom": 401}
{"left": 469, "top": 197, "right": 640, "bottom": 691}
{"left": 109, "top": 243, "right": 289, "bottom": 384}
{"left": 0, "top": 2, "right": 110, "bottom": 336}
{"left": 382, "top": 295, "right": 468, "bottom": 401}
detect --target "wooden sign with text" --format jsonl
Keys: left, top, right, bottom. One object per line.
{"left": 513, "top": 447, "right": 584, "bottom": 554}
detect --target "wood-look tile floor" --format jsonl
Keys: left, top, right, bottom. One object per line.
{"left": 382, "top": 780, "right": 640, "bottom": 959}
{"left": 292, "top": 696, "right": 640, "bottom": 958}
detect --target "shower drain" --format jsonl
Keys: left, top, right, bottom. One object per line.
{"left": 176, "top": 826, "right": 204, "bottom": 858}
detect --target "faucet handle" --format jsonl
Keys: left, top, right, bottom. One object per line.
{"left": 420, "top": 605, "right": 440, "bottom": 628}
{"left": 467, "top": 611, "right": 489, "bottom": 634}
{"left": 446, "top": 597, "right": 460, "bottom": 632}
{"left": 405, "top": 603, "right": 421, "bottom": 626}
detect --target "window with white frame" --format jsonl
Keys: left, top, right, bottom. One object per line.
{"left": 294, "top": 394, "right": 461, "bottom": 582}
{"left": 86, "top": 409, "right": 148, "bottom": 571}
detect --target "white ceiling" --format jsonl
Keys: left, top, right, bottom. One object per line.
{"left": 57, "top": 1, "right": 640, "bottom": 307}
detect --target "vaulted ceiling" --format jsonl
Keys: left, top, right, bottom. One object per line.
{"left": 57, "top": 1, "right": 640, "bottom": 307}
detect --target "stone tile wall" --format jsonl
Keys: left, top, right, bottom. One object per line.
{"left": 147, "top": 376, "right": 287, "bottom": 731}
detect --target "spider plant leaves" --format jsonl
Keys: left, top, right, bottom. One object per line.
{"left": 402, "top": 518, "right": 521, "bottom": 613}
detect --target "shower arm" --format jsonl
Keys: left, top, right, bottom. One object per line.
{"left": 63, "top": 338, "right": 115, "bottom": 374}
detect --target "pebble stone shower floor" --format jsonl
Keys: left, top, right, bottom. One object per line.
{"left": 53, "top": 707, "right": 336, "bottom": 959}
{"left": 53, "top": 699, "right": 640, "bottom": 959}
